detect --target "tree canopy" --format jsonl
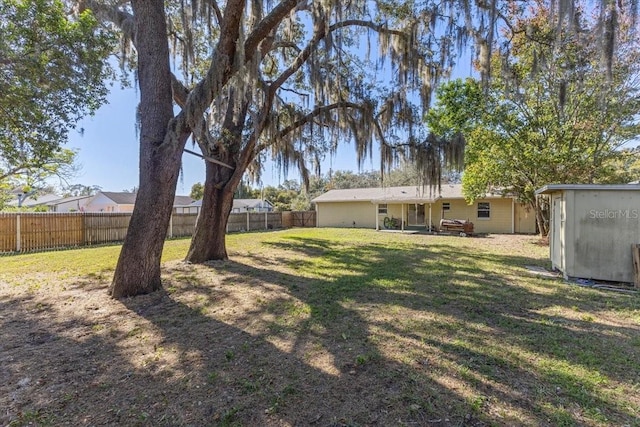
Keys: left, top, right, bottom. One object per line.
{"left": 427, "top": 2, "right": 640, "bottom": 235}
{"left": 0, "top": 0, "right": 114, "bottom": 188}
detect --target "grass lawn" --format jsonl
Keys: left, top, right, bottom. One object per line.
{"left": 1, "top": 229, "right": 639, "bottom": 426}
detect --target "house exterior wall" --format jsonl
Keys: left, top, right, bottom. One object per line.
{"left": 316, "top": 197, "right": 536, "bottom": 234}
{"left": 84, "top": 194, "right": 134, "bottom": 213}
{"left": 316, "top": 201, "right": 376, "bottom": 228}
{"left": 174, "top": 206, "right": 199, "bottom": 214}
{"left": 514, "top": 202, "right": 537, "bottom": 233}
{"left": 49, "top": 198, "right": 91, "bottom": 212}
{"left": 428, "top": 198, "right": 516, "bottom": 233}
{"left": 561, "top": 189, "right": 640, "bottom": 283}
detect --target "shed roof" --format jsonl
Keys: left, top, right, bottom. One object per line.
{"left": 312, "top": 184, "right": 507, "bottom": 203}
{"left": 536, "top": 184, "right": 640, "bottom": 195}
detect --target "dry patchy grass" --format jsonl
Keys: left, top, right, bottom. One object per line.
{"left": 1, "top": 229, "right": 639, "bottom": 426}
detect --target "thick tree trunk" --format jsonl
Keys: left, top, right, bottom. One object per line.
{"left": 186, "top": 177, "right": 235, "bottom": 262}
{"left": 109, "top": 0, "right": 181, "bottom": 298}
{"left": 185, "top": 89, "right": 250, "bottom": 263}
{"left": 185, "top": 160, "right": 241, "bottom": 262}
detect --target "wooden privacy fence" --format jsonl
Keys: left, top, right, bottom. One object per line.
{"left": 0, "top": 210, "right": 315, "bottom": 253}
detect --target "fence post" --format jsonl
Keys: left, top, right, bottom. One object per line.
{"left": 169, "top": 214, "right": 173, "bottom": 238}
{"left": 16, "top": 214, "right": 21, "bottom": 252}
{"left": 246, "top": 211, "right": 250, "bottom": 231}
{"left": 265, "top": 211, "right": 268, "bottom": 230}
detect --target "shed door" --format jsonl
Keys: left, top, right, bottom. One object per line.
{"left": 551, "top": 195, "right": 563, "bottom": 271}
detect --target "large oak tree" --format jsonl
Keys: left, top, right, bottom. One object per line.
{"left": 77, "top": 0, "right": 637, "bottom": 297}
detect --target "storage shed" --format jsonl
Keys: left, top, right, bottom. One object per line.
{"left": 536, "top": 184, "right": 640, "bottom": 283}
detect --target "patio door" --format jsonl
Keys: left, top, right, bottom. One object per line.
{"left": 407, "top": 204, "right": 425, "bottom": 226}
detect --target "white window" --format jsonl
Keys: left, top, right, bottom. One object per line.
{"left": 477, "top": 202, "right": 490, "bottom": 218}
{"left": 378, "top": 204, "right": 388, "bottom": 214}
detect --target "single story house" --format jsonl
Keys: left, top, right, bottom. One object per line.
{"left": 175, "top": 198, "right": 274, "bottom": 214}
{"left": 536, "top": 184, "right": 640, "bottom": 283}
{"left": 45, "top": 195, "right": 94, "bottom": 212}
{"left": 84, "top": 192, "right": 194, "bottom": 213}
{"left": 312, "top": 184, "right": 536, "bottom": 234}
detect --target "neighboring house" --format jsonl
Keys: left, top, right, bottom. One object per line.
{"left": 45, "top": 195, "right": 94, "bottom": 212}
{"left": 536, "top": 184, "right": 640, "bottom": 283}
{"left": 5, "top": 192, "right": 61, "bottom": 209}
{"left": 175, "top": 198, "right": 274, "bottom": 214}
{"left": 84, "top": 192, "right": 193, "bottom": 213}
{"left": 311, "top": 184, "right": 537, "bottom": 234}
{"left": 232, "top": 199, "right": 274, "bottom": 213}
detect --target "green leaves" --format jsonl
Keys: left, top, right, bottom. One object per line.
{"left": 0, "top": 0, "right": 115, "bottom": 186}
{"left": 428, "top": 4, "right": 640, "bottom": 235}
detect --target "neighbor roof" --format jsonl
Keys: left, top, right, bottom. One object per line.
{"left": 235, "top": 199, "right": 272, "bottom": 208}
{"left": 187, "top": 198, "right": 270, "bottom": 209}
{"left": 45, "top": 195, "right": 93, "bottom": 206}
{"left": 6, "top": 193, "right": 61, "bottom": 207}
{"left": 536, "top": 184, "right": 640, "bottom": 195}
{"left": 101, "top": 191, "right": 137, "bottom": 205}
{"left": 100, "top": 192, "right": 193, "bottom": 206}
{"left": 312, "top": 184, "right": 505, "bottom": 203}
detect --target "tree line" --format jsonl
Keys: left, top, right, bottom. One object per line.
{"left": 190, "top": 165, "right": 462, "bottom": 211}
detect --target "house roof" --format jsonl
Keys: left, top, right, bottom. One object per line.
{"left": 187, "top": 198, "right": 271, "bottom": 208}
{"left": 536, "top": 184, "right": 640, "bottom": 195}
{"left": 45, "top": 195, "right": 93, "bottom": 206}
{"left": 174, "top": 195, "right": 196, "bottom": 206}
{"left": 101, "top": 191, "right": 138, "bottom": 204}
{"left": 235, "top": 199, "right": 272, "bottom": 208}
{"left": 6, "top": 193, "right": 61, "bottom": 207}
{"left": 312, "top": 184, "right": 506, "bottom": 204}
{"left": 100, "top": 192, "right": 194, "bottom": 206}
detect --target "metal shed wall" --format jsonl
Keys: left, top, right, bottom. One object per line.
{"left": 542, "top": 186, "right": 640, "bottom": 283}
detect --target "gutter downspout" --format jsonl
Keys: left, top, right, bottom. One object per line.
{"left": 375, "top": 203, "right": 379, "bottom": 230}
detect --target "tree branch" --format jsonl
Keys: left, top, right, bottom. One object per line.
{"left": 202, "top": 0, "right": 224, "bottom": 25}
{"left": 269, "top": 18, "right": 410, "bottom": 94}
{"left": 273, "top": 101, "right": 363, "bottom": 143}
{"left": 245, "top": 0, "right": 301, "bottom": 63}
{"left": 78, "top": 0, "right": 135, "bottom": 40}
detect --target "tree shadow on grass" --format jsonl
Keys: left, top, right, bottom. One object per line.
{"left": 204, "top": 234, "right": 639, "bottom": 425}
{"left": 2, "top": 232, "right": 639, "bottom": 426}
{"left": 1, "top": 277, "right": 490, "bottom": 426}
